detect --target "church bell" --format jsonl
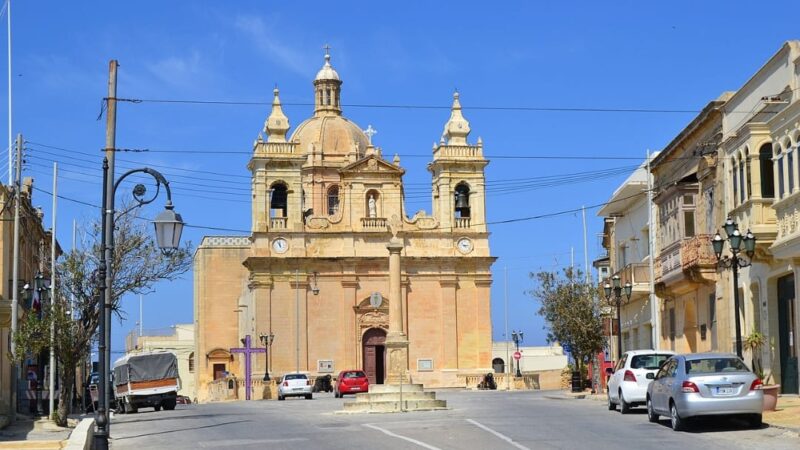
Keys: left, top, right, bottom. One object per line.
{"left": 455, "top": 191, "right": 470, "bottom": 211}
{"left": 270, "top": 189, "right": 287, "bottom": 209}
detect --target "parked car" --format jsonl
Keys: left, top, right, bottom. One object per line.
{"left": 607, "top": 350, "right": 676, "bottom": 413}
{"left": 646, "top": 353, "right": 764, "bottom": 431}
{"left": 278, "top": 373, "right": 312, "bottom": 400}
{"left": 334, "top": 370, "right": 369, "bottom": 398}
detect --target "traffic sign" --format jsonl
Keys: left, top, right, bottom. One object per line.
{"left": 513, "top": 351, "right": 521, "bottom": 360}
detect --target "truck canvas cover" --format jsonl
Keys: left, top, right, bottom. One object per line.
{"left": 114, "top": 352, "right": 178, "bottom": 386}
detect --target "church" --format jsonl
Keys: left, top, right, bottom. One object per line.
{"left": 193, "top": 52, "right": 495, "bottom": 402}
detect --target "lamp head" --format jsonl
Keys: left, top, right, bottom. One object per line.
{"left": 603, "top": 282, "right": 612, "bottom": 299}
{"left": 723, "top": 217, "right": 736, "bottom": 238}
{"left": 711, "top": 232, "right": 724, "bottom": 260}
{"left": 612, "top": 274, "right": 621, "bottom": 289}
{"left": 153, "top": 202, "right": 185, "bottom": 254}
{"left": 729, "top": 228, "right": 743, "bottom": 253}
{"left": 624, "top": 282, "right": 632, "bottom": 299}
{"left": 743, "top": 229, "right": 756, "bottom": 257}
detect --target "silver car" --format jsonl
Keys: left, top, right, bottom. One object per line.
{"left": 278, "top": 373, "right": 313, "bottom": 401}
{"left": 646, "top": 353, "right": 763, "bottom": 431}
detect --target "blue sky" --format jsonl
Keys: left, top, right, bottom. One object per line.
{"left": 2, "top": 1, "right": 797, "bottom": 358}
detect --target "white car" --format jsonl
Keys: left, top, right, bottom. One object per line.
{"left": 278, "top": 373, "right": 313, "bottom": 401}
{"left": 607, "top": 349, "right": 675, "bottom": 413}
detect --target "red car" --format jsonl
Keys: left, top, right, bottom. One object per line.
{"left": 334, "top": 370, "right": 369, "bottom": 398}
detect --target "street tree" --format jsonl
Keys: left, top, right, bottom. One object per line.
{"left": 13, "top": 206, "right": 192, "bottom": 426}
{"left": 529, "top": 267, "right": 605, "bottom": 381}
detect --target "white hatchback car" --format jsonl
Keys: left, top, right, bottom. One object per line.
{"left": 607, "top": 350, "right": 675, "bottom": 413}
{"left": 278, "top": 373, "right": 313, "bottom": 401}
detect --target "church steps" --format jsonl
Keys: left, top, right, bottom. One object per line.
{"left": 366, "top": 383, "right": 425, "bottom": 394}
{"left": 341, "top": 398, "right": 447, "bottom": 413}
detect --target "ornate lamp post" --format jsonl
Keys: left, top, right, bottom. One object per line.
{"left": 604, "top": 275, "right": 632, "bottom": 361}
{"left": 95, "top": 160, "right": 184, "bottom": 450}
{"left": 259, "top": 332, "right": 275, "bottom": 381}
{"left": 711, "top": 217, "right": 755, "bottom": 359}
{"left": 511, "top": 330, "right": 524, "bottom": 377}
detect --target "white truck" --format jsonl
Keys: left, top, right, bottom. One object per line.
{"left": 113, "top": 351, "right": 180, "bottom": 413}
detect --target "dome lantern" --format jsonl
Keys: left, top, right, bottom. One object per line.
{"left": 265, "top": 87, "right": 290, "bottom": 142}
{"left": 314, "top": 46, "right": 343, "bottom": 116}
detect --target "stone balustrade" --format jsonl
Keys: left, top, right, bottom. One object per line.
{"left": 454, "top": 217, "right": 471, "bottom": 228}
{"left": 270, "top": 217, "right": 287, "bottom": 229}
{"left": 361, "top": 217, "right": 387, "bottom": 229}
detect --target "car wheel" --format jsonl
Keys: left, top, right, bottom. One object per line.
{"left": 619, "top": 390, "right": 631, "bottom": 414}
{"left": 670, "top": 401, "right": 686, "bottom": 431}
{"left": 116, "top": 400, "right": 125, "bottom": 414}
{"left": 607, "top": 394, "right": 615, "bottom": 411}
{"left": 154, "top": 404, "right": 162, "bottom": 412}
{"left": 335, "top": 391, "right": 341, "bottom": 399}
{"left": 748, "top": 414, "right": 762, "bottom": 428}
{"left": 305, "top": 394, "right": 312, "bottom": 400}
{"left": 278, "top": 395, "right": 285, "bottom": 401}
{"left": 646, "top": 397, "right": 658, "bottom": 423}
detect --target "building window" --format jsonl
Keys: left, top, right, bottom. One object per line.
{"left": 188, "top": 352, "right": 195, "bottom": 373}
{"left": 738, "top": 156, "right": 745, "bottom": 203}
{"left": 745, "top": 148, "right": 752, "bottom": 201}
{"left": 732, "top": 164, "right": 738, "bottom": 206}
{"left": 327, "top": 186, "right": 340, "bottom": 215}
{"left": 760, "top": 143, "right": 775, "bottom": 198}
{"left": 684, "top": 211, "right": 695, "bottom": 237}
{"left": 789, "top": 148, "right": 795, "bottom": 193}
{"left": 270, "top": 182, "right": 288, "bottom": 218}
{"left": 777, "top": 148, "right": 785, "bottom": 198}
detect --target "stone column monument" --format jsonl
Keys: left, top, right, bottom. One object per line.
{"left": 385, "top": 237, "right": 410, "bottom": 384}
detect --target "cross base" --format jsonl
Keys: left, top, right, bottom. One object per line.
{"left": 384, "top": 334, "right": 410, "bottom": 384}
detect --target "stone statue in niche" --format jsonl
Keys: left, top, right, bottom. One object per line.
{"left": 368, "top": 194, "right": 377, "bottom": 218}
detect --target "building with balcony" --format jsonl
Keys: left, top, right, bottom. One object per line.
{"left": 598, "top": 156, "right": 657, "bottom": 358}
{"left": 651, "top": 95, "right": 728, "bottom": 355}
{"left": 194, "top": 53, "right": 496, "bottom": 401}
{"left": 723, "top": 41, "right": 800, "bottom": 394}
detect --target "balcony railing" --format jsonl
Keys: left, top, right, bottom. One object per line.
{"left": 361, "top": 217, "right": 387, "bottom": 230}
{"left": 454, "top": 217, "right": 471, "bottom": 228}
{"left": 616, "top": 262, "right": 650, "bottom": 286}
{"left": 270, "top": 217, "right": 287, "bottom": 229}
{"left": 655, "top": 234, "right": 716, "bottom": 284}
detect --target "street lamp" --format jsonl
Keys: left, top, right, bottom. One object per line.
{"left": 259, "top": 332, "right": 275, "bottom": 381}
{"left": 95, "top": 159, "right": 184, "bottom": 450}
{"left": 511, "top": 330, "right": 524, "bottom": 377}
{"left": 711, "top": 217, "right": 756, "bottom": 359}
{"left": 603, "top": 274, "right": 632, "bottom": 361}
{"left": 22, "top": 275, "right": 49, "bottom": 416}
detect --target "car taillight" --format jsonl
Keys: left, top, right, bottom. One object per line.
{"left": 307, "top": 379, "right": 312, "bottom": 386}
{"left": 283, "top": 381, "right": 288, "bottom": 387}
{"left": 750, "top": 379, "right": 763, "bottom": 391}
{"left": 623, "top": 370, "right": 636, "bottom": 382}
{"left": 681, "top": 381, "right": 699, "bottom": 393}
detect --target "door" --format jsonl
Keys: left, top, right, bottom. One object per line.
{"left": 778, "top": 275, "right": 799, "bottom": 394}
{"left": 362, "top": 328, "right": 386, "bottom": 385}
{"left": 213, "top": 363, "right": 226, "bottom": 381}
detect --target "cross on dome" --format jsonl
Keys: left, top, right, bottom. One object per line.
{"left": 364, "top": 125, "right": 378, "bottom": 144}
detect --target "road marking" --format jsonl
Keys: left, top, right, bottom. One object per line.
{"left": 466, "top": 419, "right": 530, "bottom": 450}
{"left": 199, "top": 438, "right": 308, "bottom": 447}
{"left": 363, "top": 423, "right": 442, "bottom": 449}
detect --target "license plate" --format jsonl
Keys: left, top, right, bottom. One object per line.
{"left": 715, "top": 386, "right": 734, "bottom": 395}
{"left": 293, "top": 388, "right": 303, "bottom": 391}
{"left": 350, "top": 387, "right": 360, "bottom": 391}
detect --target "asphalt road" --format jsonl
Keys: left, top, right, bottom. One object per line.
{"left": 108, "top": 390, "right": 799, "bottom": 449}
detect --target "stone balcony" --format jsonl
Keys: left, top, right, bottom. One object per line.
{"left": 729, "top": 197, "right": 777, "bottom": 248}
{"left": 454, "top": 217, "right": 471, "bottom": 228}
{"left": 770, "top": 191, "right": 800, "bottom": 259}
{"left": 655, "top": 234, "right": 717, "bottom": 295}
{"left": 360, "top": 217, "right": 387, "bottom": 230}
{"left": 270, "top": 217, "right": 287, "bottom": 229}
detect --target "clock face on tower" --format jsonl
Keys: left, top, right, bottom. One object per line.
{"left": 456, "top": 238, "right": 473, "bottom": 254}
{"left": 272, "top": 238, "right": 288, "bottom": 254}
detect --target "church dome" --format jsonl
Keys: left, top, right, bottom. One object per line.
{"left": 290, "top": 115, "right": 369, "bottom": 157}
{"left": 315, "top": 54, "right": 340, "bottom": 81}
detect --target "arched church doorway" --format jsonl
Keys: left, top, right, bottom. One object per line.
{"left": 492, "top": 358, "right": 505, "bottom": 374}
{"left": 363, "top": 328, "right": 386, "bottom": 385}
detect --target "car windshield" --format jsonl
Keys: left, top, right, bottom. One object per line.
{"left": 685, "top": 358, "right": 748, "bottom": 374}
{"left": 284, "top": 374, "right": 307, "bottom": 380}
{"left": 344, "top": 371, "right": 366, "bottom": 378}
{"left": 630, "top": 354, "right": 673, "bottom": 370}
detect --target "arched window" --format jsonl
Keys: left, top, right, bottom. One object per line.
{"left": 738, "top": 154, "right": 745, "bottom": 204}
{"left": 454, "top": 183, "right": 471, "bottom": 218}
{"left": 732, "top": 161, "right": 738, "bottom": 206}
{"left": 270, "top": 182, "right": 288, "bottom": 218}
{"left": 745, "top": 147, "right": 751, "bottom": 201}
{"left": 188, "top": 352, "right": 195, "bottom": 373}
{"left": 492, "top": 358, "right": 505, "bottom": 374}
{"left": 327, "top": 185, "right": 340, "bottom": 215}
{"left": 760, "top": 143, "right": 774, "bottom": 198}
{"left": 776, "top": 146, "right": 785, "bottom": 199}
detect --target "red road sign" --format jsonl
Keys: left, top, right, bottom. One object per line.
{"left": 513, "top": 351, "right": 522, "bottom": 360}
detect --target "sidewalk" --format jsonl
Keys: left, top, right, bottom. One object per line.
{"left": 558, "top": 390, "right": 800, "bottom": 432}
{"left": 0, "top": 414, "right": 86, "bottom": 449}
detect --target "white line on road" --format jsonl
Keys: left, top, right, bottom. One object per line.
{"left": 199, "top": 437, "right": 308, "bottom": 447}
{"left": 363, "top": 423, "right": 442, "bottom": 449}
{"left": 466, "top": 418, "right": 530, "bottom": 450}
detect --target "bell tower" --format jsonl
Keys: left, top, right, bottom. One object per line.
{"left": 428, "top": 92, "right": 488, "bottom": 232}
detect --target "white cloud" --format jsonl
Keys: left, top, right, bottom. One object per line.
{"left": 234, "top": 15, "right": 310, "bottom": 76}
{"left": 146, "top": 50, "right": 204, "bottom": 88}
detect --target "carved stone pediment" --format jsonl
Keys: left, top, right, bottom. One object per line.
{"left": 340, "top": 155, "right": 405, "bottom": 175}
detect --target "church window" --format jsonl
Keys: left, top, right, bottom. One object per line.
{"left": 327, "top": 186, "right": 340, "bottom": 215}
{"left": 270, "top": 182, "right": 288, "bottom": 218}
{"left": 759, "top": 143, "right": 774, "bottom": 198}
{"left": 454, "top": 183, "right": 471, "bottom": 218}
{"left": 188, "top": 352, "right": 195, "bottom": 373}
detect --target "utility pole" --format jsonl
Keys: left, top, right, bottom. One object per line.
{"left": 96, "top": 59, "right": 117, "bottom": 450}
{"left": 49, "top": 162, "right": 57, "bottom": 418}
{"left": 646, "top": 150, "right": 659, "bottom": 350}
{"left": 10, "top": 133, "right": 21, "bottom": 421}
{"left": 7, "top": 0, "right": 12, "bottom": 185}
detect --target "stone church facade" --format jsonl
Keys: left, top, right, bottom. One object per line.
{"left": 194, "top": 53, "right": 495, "bottom": 402}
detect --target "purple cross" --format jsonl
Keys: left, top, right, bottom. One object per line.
{"left": 230, "top": 335, "right": 266, "bottom": 400}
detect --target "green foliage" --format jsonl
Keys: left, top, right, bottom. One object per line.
{"left": 743, "top": 329, "right": 770, "bottom": 383}
{"left": 529, "top": 267, "right": 605, "bottom": 376}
